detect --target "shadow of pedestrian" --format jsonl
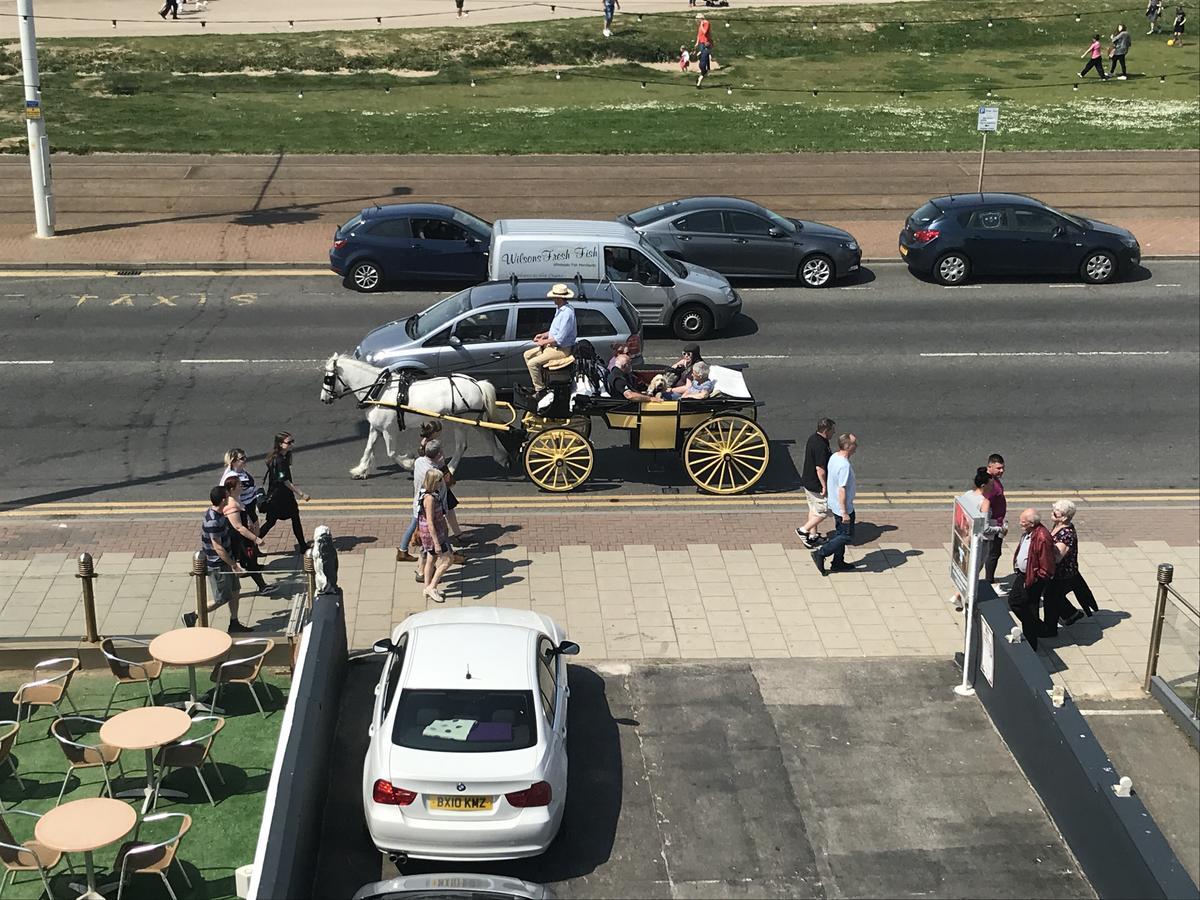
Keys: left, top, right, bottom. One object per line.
{"left": 857, "top": 547, "right": 923, "bottom": 572}
{"left": 1039, "top": 609, "right": 1134, "bottom": 668}
{"left": 850, "top": 520, "right": 899, "bottom": 544}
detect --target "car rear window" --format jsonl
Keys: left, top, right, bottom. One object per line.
{"left": 909, "top": 202, "right": 942, "bottom": 225}
{"left": 339, "top": 214, "right": 363, "bottom": 233}
{"left": 625, "top": 204, "right": 675, "bottom": 227}
{"left": 393, "top": 689, "right": 536, "bottom": 753}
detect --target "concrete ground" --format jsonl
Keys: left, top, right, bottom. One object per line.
{"left": 314, "top": 656, "right": 1094, "bottom": 899}
{"left": 0, "top": 151, "right": 1196, "bottom": 266}
{"left": 1082, "top": 698, "right": 1200, "bottom": 887}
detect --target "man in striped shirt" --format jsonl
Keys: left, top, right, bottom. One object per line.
{"left": 184, "top": 485, "right": 252, "bottom": 632}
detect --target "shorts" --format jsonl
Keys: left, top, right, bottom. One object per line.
{"left": 804, "top": 489, "right": 829, "bottom": 518}
{"left": 207, "top": 567, "right": 240, "bottom": 609}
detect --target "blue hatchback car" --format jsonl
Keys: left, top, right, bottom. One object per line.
{"left": 330, "top": 203, "right": 493, "bottom": 292}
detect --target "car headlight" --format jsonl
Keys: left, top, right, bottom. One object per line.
{"left": 1121, "top": 236, "right": 1138, "bottom": 248}
{"left": 842, "top": 240, "right": 859, "bottom": 251}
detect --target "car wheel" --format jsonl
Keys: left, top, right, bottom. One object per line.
{"left": 934, "top": 252, "right": 970, "bottom": 286}
{"left": 1080, "top": 250, "right": 1116, "bottom": 284}
{"left": 348, "top": 260, "right": 383, "bottom": 293}
{"left": 671, "top": 304, "right": 714, "bottom": 341}
{"left": 799, "top": 254, "right": 835, "bottom": 288}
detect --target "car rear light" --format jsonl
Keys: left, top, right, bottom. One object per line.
{"left": 912, "top": 229, "right": 940, "bottom": 244}
{"left": 505, "top": 781, "right": 552, "bottom": 808}
{"left": 332, "top": 239, "right": 347, "bottom": 249}
{"left": 372, "top": 780, "right": 416, "bottom": 806}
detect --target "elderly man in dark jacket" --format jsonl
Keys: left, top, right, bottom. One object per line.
{"left": 1008, "top": 508, "right": 1057, "bottom": 650}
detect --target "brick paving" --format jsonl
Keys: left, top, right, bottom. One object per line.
{"left": 0, "top": 506, "right": 1196, "bottom": 703}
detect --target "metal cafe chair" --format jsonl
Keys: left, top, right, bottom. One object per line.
{"left": 153, "top": 717, "right": 225, "bottom": 809}
{"left": 49, "top": 717, "right": 125, "bottom": 807}
{"left": 101, "top": 638, "right": 166, "bottom": 716}
{"left": 0, "top": 808, "right": 75, "bottom": 900}
{"left": 113, "top": 812, "right": 192, "bottom": 900}
{"left": 0, "top": 722, "right": 25, "bottom": 804}
{"left": 14, "top": 658, "right": 80, "bottom": 730}
{"left": 210, "top": 639, "right": 274, "bottom": 718}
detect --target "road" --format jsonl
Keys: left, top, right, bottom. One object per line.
{"left": 1, "top": 260, "right": 1197, "bottom": 507}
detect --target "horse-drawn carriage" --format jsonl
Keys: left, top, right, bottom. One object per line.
{"left": 321, "top": 355, "right": 770, "bottom": 495}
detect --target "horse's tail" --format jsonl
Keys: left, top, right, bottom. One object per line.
{"left": 477, "top": 379, "right": 500, "bottom": 424}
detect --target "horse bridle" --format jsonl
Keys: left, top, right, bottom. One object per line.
{"left": 322, "top": 363, "right": 390, "bottom": 403}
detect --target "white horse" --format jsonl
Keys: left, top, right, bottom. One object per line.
{"left": 319, "top": 353, "right": 509, "bottom": 479}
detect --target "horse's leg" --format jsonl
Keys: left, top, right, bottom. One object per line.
{"left": 444, "top": 423, "right": 466, "bottom": 474}
{"left": 379, "top": 412, "right": 404, "bottom": 468}
{"left": 350, "top": 419, "right": 379, "bottom": 479}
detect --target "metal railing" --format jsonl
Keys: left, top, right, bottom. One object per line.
{"left": 1144, "top": 563, "right": 1200, "bottom": 723}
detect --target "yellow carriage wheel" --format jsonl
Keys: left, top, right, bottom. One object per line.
{"left": 683, "top": 414, "right": 770, "bottom": 495}
{"left": 523, "top": 427, "right": 595, "bottom": 493}
{"left": 521, "top": 413, "right": 592, "bottom": 441}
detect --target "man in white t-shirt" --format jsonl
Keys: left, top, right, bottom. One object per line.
{"left": 811, "top": 433, "right": 858, "bottom": 576}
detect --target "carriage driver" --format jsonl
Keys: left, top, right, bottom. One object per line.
{"left": 523, "top": 283, "right": 578, "bottom": 396}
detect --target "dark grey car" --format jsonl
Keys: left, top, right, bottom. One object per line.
{"left": 619, "top": 197, "right": 862, "bottom": 287}
{"left": 353, "top": 279, "right": 642, "bottom": 391}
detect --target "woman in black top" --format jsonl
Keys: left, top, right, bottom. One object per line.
{"left": 259, "top": 431, "right": 312, "bottom": 554}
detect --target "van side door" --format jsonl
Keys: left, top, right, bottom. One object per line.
{"left": 603, "top": 245, "right": 674, "bottom": 326}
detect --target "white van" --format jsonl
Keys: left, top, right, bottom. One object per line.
{"left": 489, "top": 219, "right": 742, "bottom": 340}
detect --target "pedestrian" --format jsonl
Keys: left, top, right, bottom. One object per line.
{"left": 224, "top": 448, "right": 262, "bottom": 520}
{"left": 184, "top": 485, "right": 252, "bottom": 633}
{"left": 694, "top": 13, "right": 714, "bottom": 88}
{"left": 602, "top": 0, "right": 619, "bottom": 37}
{"left": 399, "top": 424, "right": 466, "bottom": 563}
{"left": 810, "top": 433, "right": 858, "bottom": 576}
{"left": 454, "top": 0, "right": 465, "bottom": 18}
{"left": 1079, "top": 34, "right": 1109, "bottom": 80}
{"left": 679, "top": 44, "right": 692, "bottom": 70}
{"left": 158, "top": 0, "right": 178, "bottom": 19}
{"left": 1045, "top": 499, "right": 1099, "bottom": 620}
{"left": 948, "top": 468, "right": 1003, "bottom": 611}
{"left": 220, "top": 470, "right": 272, "bottom": 595}
{"left": 1007, "top": 508, "right": 1056, "bottom": 650}
{"left": 258, "top": 431, "right": 312, "bottom": 555}
{"left": 982, "top": 453, "right": 1008, "bottom": 587}
{"left": 523, "top": 284, "right": 577, "bottom": 401}
{"left": 418, "top": 469, "right": 454, "bottom": 603}
{"left": 409, "top": 438, "right": 465, "bottom": 577}
{"left": 1109, "top": 24, "right": 1131, "bottom": 79}
{"left": 796, "top": 417, "right": 836, "bottom": 549}
{"left": 1171, "top": 6, "right": 1186, "bottom": 45}
{"left": 1147, "top": 0, "right": 1163, "bottom": 34}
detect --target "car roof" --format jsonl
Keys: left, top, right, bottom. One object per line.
{"left": 632, "top": 196, "right": 766, "bottom": 220}
{"left": 928, "top": 193, "right": 1045, "bottom": 210}
{"left": 359, "top": 203, "right": 472, "bottom": 220}
{"left": 402, "top": 610, "right": 549, "bottom": 691}
{"left": 493, "top": 219, "right": 636, "bottom": 239}
{"left": 465, "top": 278, "right": 624, "bottom": 309}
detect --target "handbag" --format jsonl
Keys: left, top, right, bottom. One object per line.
{"left": 260, "top": 462, "right": 287, "bottom": 518}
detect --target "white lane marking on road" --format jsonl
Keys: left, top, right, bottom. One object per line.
{"left": 702, "top": 354, "right": 791, "bottom": 360}
{"left": 920, "top": 351, "right": 1170, "bottom": 358}
{"left": 3, "top": 293, "right": 24, "bottom": 297}
{"left": 1078, "top": 709, "right": 1163, "bottom": 717}
{"left": 1155, "top": 283, "right": 1183, "bottom": 287}
{"left": 839, "top": 286, "right": 872, "bottom": 290}
{"left": 942, "top": 285, "right": 982, "bottom": 289}
{"left": 180, "top": 358, "right": 325, "bottom": 364}
{"left": 0, "top": 360, "right": 53, "bottom": 365}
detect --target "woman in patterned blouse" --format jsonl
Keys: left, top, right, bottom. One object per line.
{"left": 1046, "top": 499, "right": 1100, "bottom": 624}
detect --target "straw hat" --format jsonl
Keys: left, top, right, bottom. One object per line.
{"left": 546, "top": 283, "right": 575, "bottom": 299}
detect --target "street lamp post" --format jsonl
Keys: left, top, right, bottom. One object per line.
{"left": 17, "top": 0, "right": 55, "bottom": 237}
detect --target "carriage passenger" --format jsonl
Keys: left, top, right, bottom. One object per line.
{"left": 608, "top": 354, "right": 656, "bottom": 403}
{"left": 662, "top": 361, "right": 715, "bottom": 400}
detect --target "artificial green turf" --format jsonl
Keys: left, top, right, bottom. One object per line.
{"left": 0, "top": 0, "right": 1197, "bottom": 153}
{"left": 1, "top": 667, "right": 288, "bottom": 900}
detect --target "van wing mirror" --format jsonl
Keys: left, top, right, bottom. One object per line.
{"left": 768, "top": 227, "right": 784, "bottom": 238}
{"left": 448, "top": 334, "right": 463, "bottom": 348}
{"left": 373, "top": 638, "right": 394, "bottom": 654}
{"left": 556, "top": 640, "right": 581, "bottom": 656}
{"left": 1052, "top": 226, "right": 1066, "bottom": 239}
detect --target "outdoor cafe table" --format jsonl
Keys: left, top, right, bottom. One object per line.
{"left": 34, "top": 796, "right": 137, "bottom": 899}
{"left": 150, "top": 626, "right": 233, "bottom": 714}
{"left": 100, "top": 706, "right": 192, "bottom": 813}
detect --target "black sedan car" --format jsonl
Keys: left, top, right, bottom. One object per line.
{"left": 898, "top": 193, "right": 1140, "bottom": 286}
{"left": 330, "top": 203, "right": 493, "bottom": 292}
{"left": 618, "top": 197, "right": 862, "bottom": 287}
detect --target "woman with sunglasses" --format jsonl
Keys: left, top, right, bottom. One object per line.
{"left": 259, "top": 431, "right": 312, "bottom": 555}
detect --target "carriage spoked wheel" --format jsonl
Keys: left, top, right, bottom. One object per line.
{"left": 523, "top": 427, "right": 595, "bottom": 493}
{"left": 683, "top": 413, "right": 770, "bottom": 495}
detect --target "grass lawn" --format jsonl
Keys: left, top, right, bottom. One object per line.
{"left": 1, "top": 665, "right": 288, "bottom": 900}
{"left": 0, "top": 0, "right": 1197, "bottom": 153}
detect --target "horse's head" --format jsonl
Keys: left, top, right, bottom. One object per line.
{"left": 320, "top": 353, "right": 340, "bottom": 405}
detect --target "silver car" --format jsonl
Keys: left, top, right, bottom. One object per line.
{"left": 353, "top": 279, "right": 643, "bottom": 391}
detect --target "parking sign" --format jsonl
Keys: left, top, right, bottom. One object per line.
{"left": 977, "top": 106, "right": 999, "bottom": 132}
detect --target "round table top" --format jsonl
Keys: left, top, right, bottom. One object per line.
{"left": 35, "top": 797, "right": 137, "bottom": 854}
{"left": 150, "top": 626, "right": 233, "bottom": 666}
{"left": 100, "top": 705, "right": 192, "bottom": 751}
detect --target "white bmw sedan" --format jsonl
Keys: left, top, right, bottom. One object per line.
{"left": 362, "top": 607, "right": 579, "bottom": 861}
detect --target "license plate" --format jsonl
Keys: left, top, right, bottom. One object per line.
{"left": 899, "top": 244, "right": 908, "bottom": 257}
{"left": 431, "top": 795, "right": 493, "bottom": 811}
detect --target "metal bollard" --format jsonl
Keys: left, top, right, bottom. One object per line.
{"left": 1143, "top": 563, "right": 1174, "bottom": 692}
{"left": 191, "top": 551, "right": 210, "bottom": 628}
{"left": 76, "top": 552, "right": 100, "bottom": 643}
{"left": 303, "top": 550, "right": 316, "bottom": 612}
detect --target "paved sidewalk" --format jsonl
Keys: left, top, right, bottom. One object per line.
{"left": 1, "top": 507, "right": 1196, "bottom": 702}
{"left": 1, "top": 152, "right": 1196, "bottom": 266}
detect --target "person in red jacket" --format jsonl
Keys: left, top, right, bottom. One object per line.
{"left": 1008, "top": 508, "right": 1057, "bottom": 650}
